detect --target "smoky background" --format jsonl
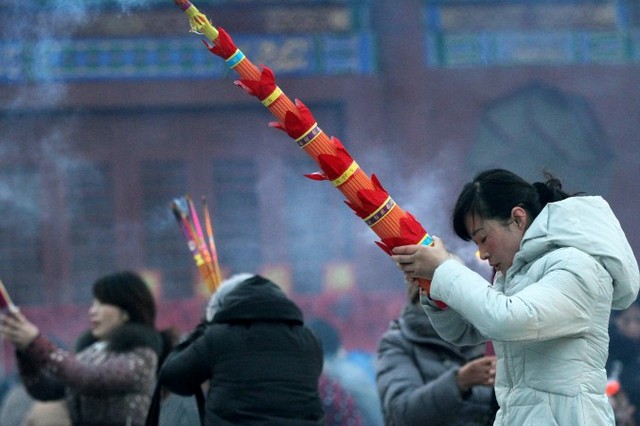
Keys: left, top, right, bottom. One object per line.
{"left": 0, "top": 0, "right": 638, "bottom": 368}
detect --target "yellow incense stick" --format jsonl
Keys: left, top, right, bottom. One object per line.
{"left": 202, "top": 197, "right": 222, "bottom": 288}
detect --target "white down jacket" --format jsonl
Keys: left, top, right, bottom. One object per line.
{"left": 422, "top": 196, "right": 639, "bottom": 426}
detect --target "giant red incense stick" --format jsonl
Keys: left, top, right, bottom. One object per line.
{"left": 172, "top": 0, "right": 445, "bottom": 307}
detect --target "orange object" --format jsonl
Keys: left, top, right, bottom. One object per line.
{"left": 171, "top": 196, "right": 222, "bottom": 294}
{"left": 606, "top": 360, "right": 623, "bottom": 397}
{"left": 606, "top": 380, "right": 620, "bottom": 397}
{"left": 202, "top": 197, "right": 223, "bottom": 286}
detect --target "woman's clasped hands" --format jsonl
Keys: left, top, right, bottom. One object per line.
{"left": 391, "top": 237, "right": 452, "bottom": 283}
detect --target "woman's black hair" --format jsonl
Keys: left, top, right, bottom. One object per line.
{"left": 452, "top": 169, "right": 575, "bottom": 241}
{"left": 92, "top": 271, "right": 156, "bottom": 327}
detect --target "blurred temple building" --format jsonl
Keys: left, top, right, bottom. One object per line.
{"left": 0, "top": 0, "right": 639, "bottom": 372}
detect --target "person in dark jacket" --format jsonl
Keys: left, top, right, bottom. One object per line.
{"left": 607, "top": 300, "right": 640, "bottom": 425}
{"left": 0, "top": 271, "right": 164, "bottom": 426}
{"left": 376, "top": 283, "right": 498, "bottom": 426}
{"left": 157, "top": 273, "right": 324, "bottom": 425}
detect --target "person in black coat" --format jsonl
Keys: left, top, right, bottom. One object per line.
{"left": 157, "top": 273, "right": 324, "bottom": 425}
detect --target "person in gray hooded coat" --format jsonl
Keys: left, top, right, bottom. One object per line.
{"left": 376, "top": 284, "right": 498, "bottom": 426}
{"left": 392, "top": 169, "right": 639, "bottom": 426}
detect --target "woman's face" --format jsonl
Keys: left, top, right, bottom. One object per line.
{"left": 466, "top": 212, "right": 525, "bottom": 274}
{"left": 615, "top": 305, "right": 640, "bottom": 340}
{"left": 89, "top": 299, "right": 129, "bottom": 340}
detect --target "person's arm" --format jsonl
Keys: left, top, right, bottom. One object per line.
{"left": 1, "top": 310, "right": 68, "bottom": 400}
{"left": 420, "top": 290, "right": 490, "bottom": 347}
{"left": 431, "top": 249, "right": 600, "bottom": 343}
{"left": 376, "top": 331, "right": 469, "bottom": 426}
{"left": 158, "top": 326, "right": 214, "bottom": 396}
{"left": 15, "top": 346, "right": 67, "bottom": 401}
{"left": 19, "top": 334, "right": 158, "bottom": 395}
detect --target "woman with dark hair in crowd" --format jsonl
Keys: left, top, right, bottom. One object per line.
{"left": 0, "top": 271, "right": 165, "bottom": 426}
{"left": 392, "top": 168, "right": 639, "bottom": 425}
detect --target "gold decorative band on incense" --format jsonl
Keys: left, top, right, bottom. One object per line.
{"left": 364, "top": 197, "right": 396, "bottom": 227}
{"left": 295, "top": 123, "right": 322, "bottom": 148}
{"left": 261, "top": 86, "right": 283, "bottom": 107}
{"left": 332, "top": 161, "right": 359, "bottom": 187}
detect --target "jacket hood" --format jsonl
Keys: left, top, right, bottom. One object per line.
{"left": 519, "top": 196, "right": 639, "bottom": 309}
{"left": 396, "top": 302, "right": 486, "bottom": 359}
{"left": 213, "top": 274, "right": 304, "bottom": 324}
{"left": 397, "top": 302, "right": 441, "bottom": 343}
{"left": 205, "top": 272, "right": 254, "bottom": 321}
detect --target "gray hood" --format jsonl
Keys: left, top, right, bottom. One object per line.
{"left": 517, "top": 196, "right": 639, "bottom": 309}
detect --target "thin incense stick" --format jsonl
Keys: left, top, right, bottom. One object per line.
{"left": 0, "top": 279, "right": 17, "bottom": 312}
{"left": 202, "top": 197, "right": 222, "bottom": 286}
{"left": 172, "top": 195, "right": 222, "bottom": 293}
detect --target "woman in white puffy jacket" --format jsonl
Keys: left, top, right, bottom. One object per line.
{"left": 392, "top": 168, "right": 639, "bottom": 426}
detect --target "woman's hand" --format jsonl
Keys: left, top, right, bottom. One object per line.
{"left": 391, "top": 237, "right": 451, "bottom": 281}
{"left": 0, "top": 309, "right": 40, "bottom": 350}
{"left": 456, "top": 355, "right": 497, "bottom": 391}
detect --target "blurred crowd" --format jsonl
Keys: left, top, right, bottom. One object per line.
{"left": 0, "top": 250, "right": 640, "bottom": 426}
{"left": 0, "top": 268, "right": 502, "bottom": 426}
{"left": 0, "top": 270, "right": 638, "bottom": 425}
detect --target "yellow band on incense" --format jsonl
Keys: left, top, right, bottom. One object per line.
{"left": 332, "top": 161, "right": 359, "bottom": 187}
{"left": 185, "top": 4, "right": 219, "bottom": 41}
{"left": 262, "top": 87, "right": 283, "bottom": 107}
{"left": 336, "top": 169, "right": 371, "bottom": 205}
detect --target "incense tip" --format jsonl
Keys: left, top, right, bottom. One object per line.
{"left": 174, "top": 0, "right": 192, "bottom": 11}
